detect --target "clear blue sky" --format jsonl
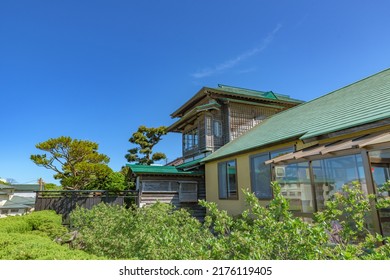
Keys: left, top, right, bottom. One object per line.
{"left": 1, "top": 0, "right": 390, "bottom": 184}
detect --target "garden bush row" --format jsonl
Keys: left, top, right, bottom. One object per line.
{"left": 1, "top": 182, "right": 389, "bottom": 260}
{"left": 69, "top": 182, "right": 390, "bottom": 260}
{"left": 0, "top": 210, "right": 101, "bottom": 260}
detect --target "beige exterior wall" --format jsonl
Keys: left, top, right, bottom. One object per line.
{"left": 205, "top": 141, "right": 297, "bottom": 216}
{"left": 205, "top": 125, "right": 390, "bottom": 216}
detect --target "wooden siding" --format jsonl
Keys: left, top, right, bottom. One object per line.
{"left": 229, "top": 102, "right": 279, "bottom": 140}
{"left": 182, "top": 109, "right": 227, "bottom": 158}
{"left": 139, "top": 175, "right": 206, "bottom": 221}
{"left": 182, "top": 101, "right": 281, "bottom": 159}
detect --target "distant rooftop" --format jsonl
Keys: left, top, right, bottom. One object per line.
{"left": 127, "top": 164, "right": 203, "bottom": 176}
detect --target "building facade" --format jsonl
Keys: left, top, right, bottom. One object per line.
{"left": 128, "top": 85, "right": 301, "bottom": 217}
{"left": 202, "top": 69, "right": 390, "bottom": 236}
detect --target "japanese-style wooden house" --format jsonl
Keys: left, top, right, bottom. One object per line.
{"left": 128, "top": 84, "right": 302, "bottom": 219}
{"left": 202, "top": 69, "right": 390, "bottom": 236}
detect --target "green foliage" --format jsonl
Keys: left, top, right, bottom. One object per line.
{"left": 23, "top": 210, "right": 68, "bottom": 239}
{"left": 26, "top": 181, "right": 387, "bottom": 260}
{"left": 70, "top": 202, "right": 212, "bottom": 259}
{"left": 314, "top": 182, "right": 372, "bottom": 245}
{"left": 44, "top": 183, "right": 63, "bottom": 191}
{"left": 87, "top": 171, "right": 127, "bottom": 191}
{"left": 30, "top": 136, "right": 111, "bottom": 190}
{"left": 0, "top": 216, "right": 31, "bottom": 234}
{"left": 0, "top": 233, "right": 101, "bottom": 260}
{"left": 203, "top": 181, "right": 390, "bottom": 260}
{"left": 119, "top": 166, "right": 135, "bottom": 189}
{"left": 125, "top": 125, "right": 167, "bottom": 165}
{"left": 0, "top": 210, "right": 67, "bottom": 238}
{"left": 200, "top": 182, "right": 329, "bottom": 259}
{"left": 375, "top": 180, "right": 390, "bottom": 210}
{"left": 0, "top": 211, "right": 100, "bottom": 260}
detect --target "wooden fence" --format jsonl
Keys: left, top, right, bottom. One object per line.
{"left": 34, "top": 190, "right": 139, "bottom": 224}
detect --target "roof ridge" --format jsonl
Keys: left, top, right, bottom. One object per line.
{"left": 257, "top": 67, "right": 390, "bottom": 124}
{"left": 301, "top": 67, "right": 390, "bottom": 104}
{"left": 218, "top": 84, "right": 267, "bottom": 94}
{"left": 217, "top": 84, "right": 302, "bottom": 102}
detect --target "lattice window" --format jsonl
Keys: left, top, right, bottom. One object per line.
{"left": 142, "top": 181, "right": 179, "bottom": 192}
{"left": 179, "top": 181, "right": 198, "bottom": 202}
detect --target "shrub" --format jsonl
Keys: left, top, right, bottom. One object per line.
{"left": 200, "top": 182, "right": 329, "bottom": 260}
{"left": 0, "top": 211, "right": 101, "bottom": 260}
{"left": 70, "top": 202, "right": 213, "bottom": 259}
{"left": 0, "top": 216, "right": 31, "bottom": 234}
{"left": 0, "top": 233, "right": 102, "bottom": 260}
{"left": 70, "top": 181, "right": 390, "bottom": 260}
{"left": 201, "top": 181, "right": 390, "bottom": 260}
{"left": 23, "top": 210, "right": 68, "bottom": 239}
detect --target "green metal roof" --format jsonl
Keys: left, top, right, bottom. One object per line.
{"left": 9, "top": 196, "right": 35, "bottom": 206}
{"left": 203, "top": 68, "right": 390, "bottom": 162}
{"left": 170, "top": 84, "right": 303, "bottom": 118}
{"left": 11, "top": 184, "right": 40, "bottom": 192}
{"left": 0, "top": 201, "right": 31, "bottom": 209}
{"left": 175, "top": 158, "right": 204, "bottom": 169}
{"left": 217, "top": 84, "right": 303, "bottom": 103}
{"left": 127, "top": 164, "right": 203, "bottom": 176}
{"left": 0, "top": 185, "right": 14, "bottom": 190}
{"left": 168, "top": 100, "right": 222, "bottom": 132}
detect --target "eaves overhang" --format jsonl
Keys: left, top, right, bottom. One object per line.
{"left": 168, "top": 100, "right": 221, "bottom": 132}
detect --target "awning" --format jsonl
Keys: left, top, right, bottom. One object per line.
{"left": 266, "top": 131, "right": 390, "bottom": 165}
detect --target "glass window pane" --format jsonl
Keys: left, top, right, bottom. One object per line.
{"left": 250, "top": 153, "right": 272, "bottom": 199}
{"left": 270, "top": 147, "right": 294, "bottom": 159}
{"left": 250, "top": 148, "right": 293, "bottom": 200}
{"left": 218, "top": 160, "right": 237, "bottom": 199}
{"left": 369, "top": 149, "right": 390, "bottom": 237}
{"left": 312, "top": 154, "right": 365, "bottom": 211}
{"left": 218, "top": 162, "right": 227, "bottom": 199}
{"left": 194, "top": 131, "right": 198, "bottom": 146}
{"left": 276, "top": 162, "right": 313, "bottom": 213}
{"left": 227, "top": 161, "right": 237, "bottom": 198}
{"left": 206, "top": 116, "right": 212, "bottom": 136}
{"left": 214, "top": 121, "right": 222, "bottom": 137}
{"left": 142, "top": 181, "right": 178, "bottom": 192}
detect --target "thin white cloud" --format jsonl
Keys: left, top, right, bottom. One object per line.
{"left": 191, "top": 24, "right": 282, "bottom": 78}
{"left": 236, "top": 67, "right": 257, "bottom": 74}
